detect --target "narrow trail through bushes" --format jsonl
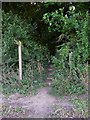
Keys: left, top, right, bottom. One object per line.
{"left": 0, "top": 64, "right": 88, "bottom": 118}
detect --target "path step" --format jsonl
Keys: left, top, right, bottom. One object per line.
{"left": 46, "top": 64, "right": 54, "bottom": 86}
{"left": 47, "top": 77, "right": 53, "bottom": 80}
{"left": 48, "top": 69, "right": 53, "bottom": 71}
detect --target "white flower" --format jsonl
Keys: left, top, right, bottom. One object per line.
{"left": 69, "top": 6, "right": 75, "bottom": 11}
{"left": 65, "top": 14, "right": 68, "bottom": 18}
{"left": 49, "top": 23, "right": 52, "bottom": 26}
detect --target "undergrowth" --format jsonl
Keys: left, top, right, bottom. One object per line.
{"left": 71, "top": 97, "right": 88, "bottom": 118}
{"left": 2, "top": 63, "right": 47, "bottom": 96}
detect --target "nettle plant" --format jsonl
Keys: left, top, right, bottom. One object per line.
{"left": 43, "top": 6, "right": 89, "bottom": 95}
{"left": 2, "top": 10, "right": 49, "bottom": 94}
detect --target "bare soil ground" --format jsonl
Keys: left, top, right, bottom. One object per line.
{"left": 0, "top": 87, "right": 88, "bottom": 118}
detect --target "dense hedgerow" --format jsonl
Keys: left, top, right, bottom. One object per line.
{"left": 43, "top": 6, "right": 89, "bottom": 95}
{"left": 2, "top": 10, "right": 50, "bottom": 95}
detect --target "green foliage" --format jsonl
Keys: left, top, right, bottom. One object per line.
{"left": 2, "top": 10, "right": 37, "bottom": 64}
{"left": 71, "top": 98, "right": 88, "bottom": 118}
{"left": 43, "top": 6, "right": 89, "bottom": 95}
{"left": 2, "top": 10, "right": 50, "bottom": 95}
{"left": 43, "top": 8, "right": 64, "bottom": 32}
{"left": 2, "top": 3, "right": 89, "bottom": 96}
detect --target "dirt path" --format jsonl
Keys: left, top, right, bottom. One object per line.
{"left": 8, "top": 87, "right": 57, "bottom": 118}
{"left": 1, "top": 86, "right": 85, "bottom": 118}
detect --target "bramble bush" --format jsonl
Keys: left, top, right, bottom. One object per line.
{"left": 43, "top": 6, "right": 89, "bottom": 95}
{"left": 2, "top": 10, "right": 50, "bottom": 95}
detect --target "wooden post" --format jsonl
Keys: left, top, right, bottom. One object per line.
{"left": 18, "top": 41, "right": 22, "bottom": 80}
{"left": 69, "top": 52, "right": 72, "bottom": 74}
